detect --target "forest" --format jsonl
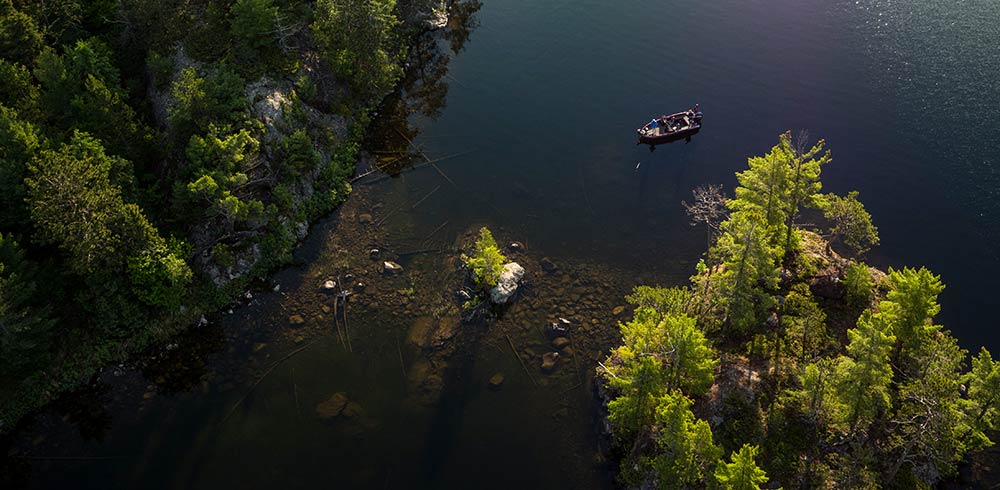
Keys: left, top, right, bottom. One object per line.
{"left": 0, "top": 0, "right": 439, "bottom": 429}
{"left": 600, "top": 131, "right": 1000, "bottom": 488}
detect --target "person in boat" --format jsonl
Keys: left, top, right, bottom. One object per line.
{"left": 648, "top": 118, "right": 659, "bottom": 132}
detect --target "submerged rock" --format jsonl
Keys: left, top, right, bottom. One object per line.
{"left": 546, "top": 322, "right": 569, "bottom": 338}
{"left": 289, "top": 314, "right": 306, "bottom": 326}
{"left": 489, "top": 262, "right": 525, "bottom": 304}
{"left": 612, "top": 305, "right": 625, "bottom": 316}
{"left": 383, "top": 261, "right": 404, "bottom": 274}
{"left": 488, "top": 373, "right": 505, "bottom": 389}
{"left": 342, "top": 401, "right": 365, "bottom": 419}
{"left": 316, "top": 392, "right": 349, "bottom": 419}
{"left": 541, "top": 352, "right": 560, "bottom": 373}
{"left": 552, "top": 337, "right": 571, "bottom": 350}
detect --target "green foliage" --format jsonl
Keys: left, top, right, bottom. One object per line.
{"left": 782, "top": 131, "right": 830, "bottom": 252}
{"left": 230, "top": 0, "right": 279, "bottom": 60}
{"left": 26, "top": 131, "right": 138, "bottom": 274}
{"left": 0, "top": 59, "right": 40, "bottom": 113}
{"left": 606, "top": 304, "right": 717, "bottom": 451}
{"left": 311, "top": 0, "right": 403, "bottom": 102}
{"left": 604, "top": 132, "right": 1000, "bottom": 487}
{"left": 0, "top": 233, "right": 56, "bottom": 373}
{"left": 822, "top": 191, "right": 879, "bottom": 257}
{"left": 649, "top": 391, "right": 722, "bottom": 489}
{"left": 276, "top": 129, "right": 322, "bottom": 177}
{"left": 177, "top": 125, "right": 266, "bottom": 229}
{"left": 966, "top": 348, "right": 1000, "bottom": 439}
{"left": 0, "top": 1, "right": 44, "bottom": 65}
{"left": 886, "top": 332, "right": 974, "bottom": 483}
{"left": 25, "top": 131, "right": 192, "bottom": 313}
{"left": 626, "top": 285, "right": 693, "bottom": 323}
{"left": 782, "top": 283, "right": 828, "bottom": 362}
{"left": 33, "top": 38, "right": 154, "bottom": 161}
{"left": 464, "top": 227, "right": 506, "bottom": 290}
{"left": 729, "top": 136, "right": 793, "bottom": 248}
{"left": 714, "top": 444, "right": 769, "bottom": 490}
{"left": 168, "top": 66, "right": 247, "bottom": 143}
{"left": 834, "top": 309, "right": 895, "bottom": 432}
{"left": 711, "top": 210, "right": 782, "bottom": 333}
{"left": 843, "top": 262, "right": 874, "bottom": 311}
{"left": 784, "top": 358, "right": 841, "bottom": 427}
{"left": 127, "top": 240, "right": 193, "bottom": 310}
{"left": 146, "top": 51, "right": 176, "bottom": 90}
{"left": 0, "top": 104, "right": 43, "bottom": 231}
{"left": 884, "top": 266, "right": 944, "bottom": 369}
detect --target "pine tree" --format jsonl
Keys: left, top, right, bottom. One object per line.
{"left": 0, "top": 104, "right": 42, "bottom": 232}
{"left": 783, "top": 131, "right": 830, "bottom": 253}
{"left": 25, "top": 131, "right": 191, "bottom": 309}
{"left": 886, "top": 332, "right": 974, "bottom": 483}
{"left": 729, "top": 135, "right": 793, "bottom": 247}
{"left": 963, "top": 348, "right": 1000, "bottom": 445}
{"left": 714, "top": 444, "right": 769, "bottom": 490}
{"left": 311, "top": 0, "right": 402, "bottom": 102}
{"left": 883, "top": 267, "right": 944, "bottom": 372}
{"left": 650, "top": 390, "right": 722, "bottom": 489}
{"left": 834, "top": 310, "right": 895, "bottom": 433}
{"left": 0, "top": 233, "right": 56, "bottom": 373}
{"left": 711, "top": 210, "right": 781, "bottom": 333}
{"left": 822, "top": 191, "right": 879, "bottom": 257}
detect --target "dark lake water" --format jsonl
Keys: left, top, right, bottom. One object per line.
{"left": 5, "top": 0, "right": 1000, "bottom": 488}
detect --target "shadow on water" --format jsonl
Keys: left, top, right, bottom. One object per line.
{"left": 417, "top": 321, "right": 485, "bottom": 486}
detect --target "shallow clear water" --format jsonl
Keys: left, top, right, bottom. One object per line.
{"left": 6, "top": 0, "right": 1000, "bottom": 488}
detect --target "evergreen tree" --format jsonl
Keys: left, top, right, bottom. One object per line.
{"left": 964, "top": 348, "right": 1000, "bottom": 443}
{"left": 782, "top": 131, "right": 830, "bottom": 253}
{"left": 650, "top": 390, "right": 722, "bottom": 489}
{"left": 714, "top": 444, "right": 769, "bottom": 490}
{"left": 729, "top": 136, "right": 793, "bottom": 247}
{"left": 168, "top": 66, "right": 247, "bottom": 144}
{"left": 822, "top": 191, "right": 879, "bottom": 257}
{"left": 884, "top": 332, "right": 973, "bottom": 483}
{"left": 834, "top": 310, "right": 895, "bottom": 433}
{"left": 660, "top": 313, "right": 718, "bottom": 396}
{"left": 25, "top": 131, "right": 191, "bottom": 308}
{"left": 0, "top": 1, "right": 44, "bottom": 65}
{"left": 464, "top": 227, "right": 506, "bottom": 290}
{"left": 884, "top": 267, "right": 944, "bottom": 371}
{"left": 311, "top": 0, "right": 402, "bottom": 102}
{"left": 230, "top": 0, "right": 279, "bottom": 61}
{"left": 0, "top": 105, "right": 43, "bottom": 232}
{"left": 711, "top": 210, "right": 781, "bottom": 333}
{"left": 0, "top": 233, "right": 56, "bottom": 373}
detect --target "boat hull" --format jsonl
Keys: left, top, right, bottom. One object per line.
{"left": 637, "top": 125, "right": 700, "bottom": 145}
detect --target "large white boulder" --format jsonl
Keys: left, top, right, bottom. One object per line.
{"left": 489, "top": 262, "right": 525, "bottom": 304}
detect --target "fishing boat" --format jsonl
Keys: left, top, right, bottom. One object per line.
{"left": 637, "top": 106, "right": 703, "bottom": 145}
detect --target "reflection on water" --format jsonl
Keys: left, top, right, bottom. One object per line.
{"left": 6, "top": 0, "right": 1000, "bottom": 488}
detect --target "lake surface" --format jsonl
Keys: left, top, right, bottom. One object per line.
{"left": 5, "top": 0, "right": 1000, "bottom": 488}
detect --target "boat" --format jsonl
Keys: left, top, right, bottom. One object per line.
{"left": 637, "top": 106, "right": 703, "bottom": 145}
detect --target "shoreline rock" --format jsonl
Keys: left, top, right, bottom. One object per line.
{"left": 489, "top": 262, "right": 525, "bottom": 304}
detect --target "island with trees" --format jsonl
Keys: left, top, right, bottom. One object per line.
{"left": 0, "top": 0, "right": 454, "bottom": 430}
{"left": 599, "top": 131, "right": 1000, "bottom": 488}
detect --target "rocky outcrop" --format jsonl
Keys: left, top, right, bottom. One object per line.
{"left": 489, "top": 262, "right": 525, "bottom": 304}
{"left": 403, "top": 0, "right": 448, "bottom": 30}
